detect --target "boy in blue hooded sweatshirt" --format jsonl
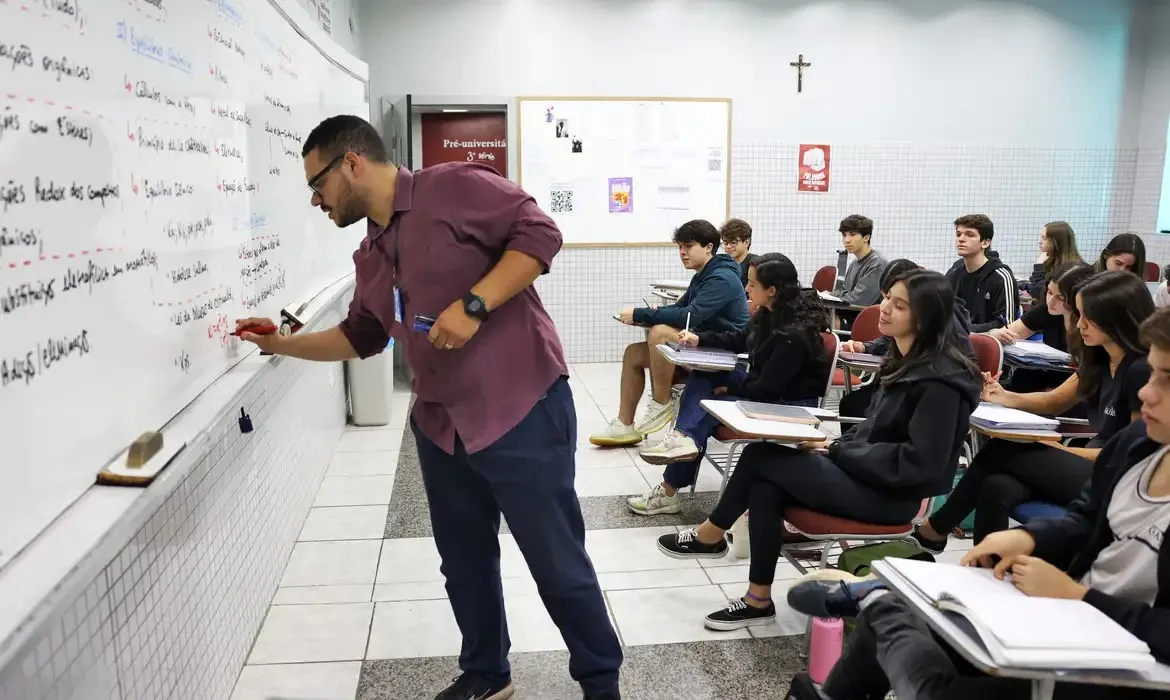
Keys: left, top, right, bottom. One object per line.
{"left": 592, "top": 220, "right": 750, "bottom": 446}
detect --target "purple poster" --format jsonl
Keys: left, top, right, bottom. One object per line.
{"left": 608, "top": 177, "right": 633, "bottom": 213}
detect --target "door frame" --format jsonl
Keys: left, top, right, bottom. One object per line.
{"left": 409, "top": 95, "right": 516, "bottom": 181}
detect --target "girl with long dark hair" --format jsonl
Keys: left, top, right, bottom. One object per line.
{"left": 629, "top": 254, "right": 831, "bottom": 516}
{"left": 1095, "top": 232, "right": 1146, "bottom": 276}
{"left": 655, "top": 269, "right": 982, "bottom": 631}
{"left": 1024, "top": 221, "right": 1083, "bottom": 299}
{"left": 918, "top": 270, "right": 1155, "bottom": 548}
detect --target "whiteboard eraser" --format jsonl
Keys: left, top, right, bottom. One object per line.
{"left": 125, "top": 431, "right": 164, "bottom": 468}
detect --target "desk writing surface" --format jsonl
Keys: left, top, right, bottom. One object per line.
{"left": 871, "top": 560, "right": 1170, "bottom": 691}
{"left": 0, "top": 0, "right": 368, "bottom": 571}
{"left": 700, "top": 400, "right": 827, "bottom": 441}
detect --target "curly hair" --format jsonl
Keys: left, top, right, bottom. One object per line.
{"left": 749, "top": 253, "right": 829, "bottom": 347}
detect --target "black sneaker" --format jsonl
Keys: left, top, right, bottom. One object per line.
{"left": 786, "top": 575, "right": 887, "bottom": 619}
{"left": 703, "top": 597, "right": 776, "bottom": 631}
{"left": 785, "top": 672, "right": 824, "bottom": 699}
{"left": 434, "top": 674, "right": 515, "bottom": 700}
{"left": 911, "top": 528, "right": 947, "bottom": 555}
{"left": 657, "top": 528, "right": 728, "bottom": 559}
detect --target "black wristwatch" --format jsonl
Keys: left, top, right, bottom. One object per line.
{"left": 462, "top": 293, "right": 490, "bottom": 321}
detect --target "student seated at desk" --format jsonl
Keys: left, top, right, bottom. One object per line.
{"left": 1021, "top": 221, "right": 1084, "bottom": 300}
{"left": 837, "top": 259, "right": 973, "bottom": 422}
{"left": 832, "top": 214, "right": 888, "bottom": 307}
{"left": 946, "top": 214, "right": 1020, "bottom": 333}
{"left": 1096, "top": 232, "right": 1147, "bottom": 276}
{"left": 627, "top": 254, "right": 831, "bottom": 516}
{"left": 989, "top": 262, "right": 1092, "bottom": 352}
{"left": 719, "top": 217, "right": 758, "bottom": 288}
{"left": 785, "top": 310, "right": 1170, "bottom": 699}
{"left": 917, "top": 271, "right": 1155, "bottom": 549}
{"left": 594, "top": 220, "right": 750, "bottom": 445}
{"left": 655, "top": 269, "right": 981, "bottom": 631}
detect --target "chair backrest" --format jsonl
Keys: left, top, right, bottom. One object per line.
{"left": 1145, "top": 260, "right": 1160, "bottom": 282}
{"left": 819, "top": 331, "right": 842, "bottom": 404}
{"left": 812, "top": 266, "right": 837, "bottom": 293}
{"left": 969, "top": 333, "right": 1002, "bottom": 376}
{"left": 850, "top": 305, "right": 882, "bottom": 343}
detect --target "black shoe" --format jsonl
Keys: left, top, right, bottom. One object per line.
{"left": 785, "top": 672, "right": 824, "bottom": 699}
{"left": 786, "top": 576, "right": 886, "bottom": 619}
{"left": 703, "top": 597, "right": 776, "bottom": 631}
{"left": 434, "top": 674, "right": 515, "bottom": 700}
{"left": 584, "top": 689, "right": 621, "bottom": 700}
{"left": 911, "top": 528, "right": 947, "bottom": 555}
{"left": 657, "top": 528, "right": 728, "bottom": 559}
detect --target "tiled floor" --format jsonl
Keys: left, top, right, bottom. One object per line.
{"left": 230, "top": 363, "right": 973, "bottom": 700}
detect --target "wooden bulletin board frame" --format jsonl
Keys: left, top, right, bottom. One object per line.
{"left": 516, "top": 96, "right": 734, "bottom": 249}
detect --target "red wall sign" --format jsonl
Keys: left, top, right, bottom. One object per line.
{"left": 420, "top": 112, "right": 508, "bottom": 175}
{"left": 797, "top": 144, "right": 831, "bottom": 193}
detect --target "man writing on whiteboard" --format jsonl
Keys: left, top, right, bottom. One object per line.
{"left": 235, "top": 115, "right": 623, "bottom": 700}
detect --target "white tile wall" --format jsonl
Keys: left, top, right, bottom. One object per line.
{"left": 0, "top": 295, "right": 352, "bottom": 700}
{"left": 537, "top": 143, "right": 1169, "bottom": 364}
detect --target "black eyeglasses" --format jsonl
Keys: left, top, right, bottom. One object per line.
{"left": 307, "top": 154, "right": 345, "bottom": 194}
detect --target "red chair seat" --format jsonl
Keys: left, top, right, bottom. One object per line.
{"left": 784, "top": 507, "right": 913, "bottom": 536}
{"left": 831, "top": 368, "right": 864, "bottom": 387}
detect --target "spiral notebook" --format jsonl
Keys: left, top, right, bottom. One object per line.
{"left": 884, "top": 559, "right": 1155, "bottom": 671}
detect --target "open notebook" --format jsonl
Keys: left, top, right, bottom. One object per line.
{"left": 1003, "top": 340, "right": 1072, "bottom": 364}
{"left": 885, "top": 559, "right": 1155, "bottom": 671}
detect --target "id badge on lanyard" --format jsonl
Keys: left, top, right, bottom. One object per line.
{"left": 388, "top": 218, "right": 404, "bottom": 323}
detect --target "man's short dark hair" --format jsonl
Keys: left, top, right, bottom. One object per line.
{"left": 954, "top": 214, "right": 994, "bottom": 242}
{"left": 303, "top": 115, "right": 390, "bottom": 163}
{"left": 1140, "top": 307, "right": 1170, "bottom": 352}
{"left": 720, "top": 218, "right": 752, "bottom": 244}
{"left": 673, "top": 220, "right": 721, "bottom": 251}
{"left": 838, "top": 215, "right": 873, "bottom": 240}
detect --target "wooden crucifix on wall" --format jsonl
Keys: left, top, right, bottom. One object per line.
{"left": 790, "top": 54, "right": 811, "bottom": 93}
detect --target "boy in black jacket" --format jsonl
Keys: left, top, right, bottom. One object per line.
{"left": 945, "top": 214, "right": 1020, "bottom": 333}
{"left": 784, "top": 305, "right": 1170, "bottom": 700}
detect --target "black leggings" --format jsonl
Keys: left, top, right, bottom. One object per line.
{"left": 928, "top": 439, "right": 1092, "bottom": 542}
{"left": 707, "top": 442, "right": 921, "bottom": 586}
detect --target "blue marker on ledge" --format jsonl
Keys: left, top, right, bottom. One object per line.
{"left": 413, "top": 314, "right": 436, "bottom": 333}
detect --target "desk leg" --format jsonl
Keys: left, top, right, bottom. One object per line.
{"left": 1031, "top": 678, "right": 1055, "bottom": 700}
{"left": 842, "top": 368, "right": 852, "bottom": 395}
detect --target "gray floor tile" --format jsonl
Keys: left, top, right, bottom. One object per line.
{"left": 357, "top": 636, "right": 804, "bottom": 699}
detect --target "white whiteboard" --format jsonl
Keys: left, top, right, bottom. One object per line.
{"left": 517, "top": 98, "right": 731, "bottom": 246}
{"left": 0, "top": 0, "right": 368, "bottom": 571}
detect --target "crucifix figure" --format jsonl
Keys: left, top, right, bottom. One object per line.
{"left": 790, "top": 54, "right": 811, "bottom": 93}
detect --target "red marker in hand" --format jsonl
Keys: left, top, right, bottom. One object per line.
{"left": 231, "top": 323, "right": 278, "bottom": 337}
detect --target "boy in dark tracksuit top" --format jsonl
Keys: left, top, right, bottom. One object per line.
{"left": 945, "top": 214, "right": 1020, "bottom": 333}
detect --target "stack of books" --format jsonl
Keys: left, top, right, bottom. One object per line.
{"left": 971, "top": 404, "right": 1061, "bottom": 439}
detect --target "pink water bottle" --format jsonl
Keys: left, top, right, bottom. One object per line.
{"left": 807, "top": 616, "right": 844, "bottom": 684}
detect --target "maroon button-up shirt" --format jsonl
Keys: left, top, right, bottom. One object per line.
{"left": 338, "top": 162, "right": 568, "bottom": 455}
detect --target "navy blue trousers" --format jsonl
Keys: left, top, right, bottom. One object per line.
{"left": 412, "top": 376, "right": 622, "bottom": 694}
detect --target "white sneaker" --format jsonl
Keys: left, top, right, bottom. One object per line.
{"left": 627, "top": 483, "right": 682, "bottom": 516}
{"left": 589, "top": 418, "right": 643, "bottom": 447}
{"left": 635, "top": 399, "right": 676, "bottom": 436}
{"left": 637, "top": 430, "right": 700, "bottom": 465}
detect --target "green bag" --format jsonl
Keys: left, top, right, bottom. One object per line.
{"left": 929, "top": 468, "right": 976, "bottom": 534}
{"left": 835, "top": 540, "right": 935, "bottom": 577}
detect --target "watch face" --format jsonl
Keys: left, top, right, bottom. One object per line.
{"left": 465, "top": 295, "right": 486, "bottom": 317}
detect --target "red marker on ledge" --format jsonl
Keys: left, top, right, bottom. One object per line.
{"left": 231, "top": 323, "right": 278, "bottom": 337}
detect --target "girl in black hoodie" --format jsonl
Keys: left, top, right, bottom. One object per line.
{"left": 627, "top": 254, "right": 831, "bottom": 517}
{"left": 656, "top": 269, "right": 983, "bottom": 631}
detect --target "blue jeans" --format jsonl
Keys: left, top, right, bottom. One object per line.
{"left": 662, "top": 370, "right": 818, "bottom": 490}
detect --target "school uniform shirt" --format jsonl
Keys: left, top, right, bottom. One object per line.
{"left": 1022, "top": 421, "right": 1170, "bottom": 666}
{"left": 1085, "top": 354, "right": 1151, "bottom": 447}
{"left": 339, "top": 163, "right": 568, "bottom": 455}
{"left": 696, "top": 305, "right": 830, "bottom": 403}
{"left": 827, "top": 352, "right": 982, "bottom": 499}
{"left": 1082, "top": 443, "right": 1170, "bottom": 605}
{"left": 833, "top": 249, "right": 888, "bottom": 306}
{"left": 944, "top": 254, "right": 1019, "bottom": 333}
{"left": 1018, "top": 302, "right": 1067, "bottom": 352}
{"left": 632, "top": 254, "right": 750, "bottom": 333}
